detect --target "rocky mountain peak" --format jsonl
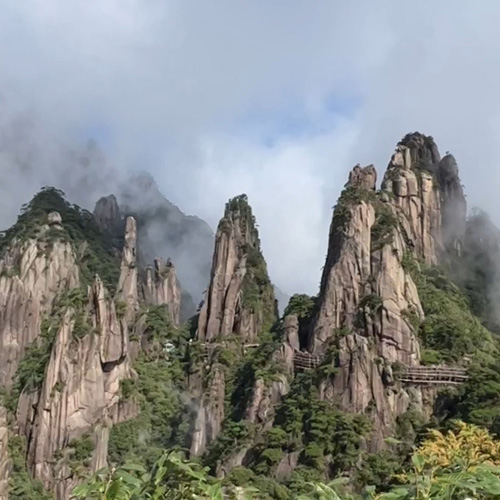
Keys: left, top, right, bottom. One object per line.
{"left": 143, "top": 257, "right": 181, "bottom": 326}
{"left": 396, "top": 132, "right": 441, "bottom": 170}
{"left": 197, "top": 194, "right": 276, "bottom": 343}
{"left": 348, "top": 164, "right": 377, "bottom": 190}
{"left": 93, "top": 194, "right": 121, "bottom": 233}
{"left": 218, "top": 193, "right": 260, "bottom": 249}
{"left": 190, "top": 194, "right": 277, "bottom": 457}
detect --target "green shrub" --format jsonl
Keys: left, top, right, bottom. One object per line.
{"left": 0, "top": 187, "right": 121, "bottom": 293}
{"left": 8, "top": 434, "right": 53, "bottom": 500}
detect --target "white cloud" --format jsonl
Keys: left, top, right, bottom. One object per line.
{"left": 1, "top": 1, "right": 500, "bottom": 296}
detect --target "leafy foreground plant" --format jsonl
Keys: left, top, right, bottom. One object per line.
{"left": 73, "top": 423, "right": 500, "bottom": 499}
{"left": 299, "top": 422, "right": 500, "bottom": 500}
{"left": 71, "top": 451, "right": 256, "bottom": 500}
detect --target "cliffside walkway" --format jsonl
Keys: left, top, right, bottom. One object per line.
{"left": 291, "top": 351, "right": 468, "bottom": 386}
{"left": 199, "top": 343, "right": 468, "bottom": 386}
{"left": 399, "top": 365, "right": 469, "bottom": 385}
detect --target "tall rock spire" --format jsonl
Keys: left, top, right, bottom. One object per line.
{"left": 116, "top": 216, "right": 138, "bottom": 322}
{"left": 143, "top": 258, "right": 182, "bottom": 327}
{"left": 306, "top": 132, "right": 467, "bottom": 450}
{"left": 197, "top": 194, "right": 276, "bottom": 343}
{"left": 189, "top": 194, "right": 277, "bottom": 457}
{"left": 308, "top": 160, "right": 424, "bottom": 449}
{"left": 381, "top": 132, "right": 466, "bottom": 263}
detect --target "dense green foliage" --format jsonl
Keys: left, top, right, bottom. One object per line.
{"left": 204, "top": 366, "right": 370, "bottom": 499}
{"left": 0, "top": 187, "right": 121, "bottom": 292}
{"left": 403, "top": 256, "right": 496, "bottom": 363}
{"left": 284, "top": 294, "right": 316, "bottom": 320}
{"left": 402, "top": 252, "right": 500, "bottom": 437}
{"left": 108, "top": 306, "right": 191, "bottom": 467}
{"left": 8, "top": 434, "right": 53, "bottom": 500}
{"left": 74, "top": 451, "right": 255, "bottom": 500}
{"left": 77, "top": 423, "right": 500, "bottom": 499}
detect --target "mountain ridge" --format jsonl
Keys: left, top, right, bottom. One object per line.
{"left": 1, "top": 132, "right": 500, "bottom": 499}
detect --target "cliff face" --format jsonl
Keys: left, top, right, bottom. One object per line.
{"left": 307, "top": 133, "right": 467, "bottom": 449}
{"left": 0, "top": 211, "right": 79, "bottom": 387}
{"left": 190, "top": 194, "right": 277, "bottom": 457}
{"left": 0, "top": 190, "right": 149, "bottom": 499}
{"left": 14, "top": 216, "right": 138, "bottom": 499}
{"left": 143, "top": 258, "right": 182, "bottom": 327}
{"left": 197, "top": 195, "right": 276, "bottom": 343}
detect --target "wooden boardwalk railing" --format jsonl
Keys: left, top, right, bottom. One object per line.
{"left": 291, "top": 351, "right": 468, "bottom": 386}
{"left": 399, "top": 365, "right": 468, "bottom": 385}
{"left": 293, "top": 351, "right": 321, "bottom": 371}
{"left": 199, "top": 343, "right": 469, "bottom": 386}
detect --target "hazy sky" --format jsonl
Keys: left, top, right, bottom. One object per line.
{"left": 1, "top": 0, "right": 500, "bottom": 296}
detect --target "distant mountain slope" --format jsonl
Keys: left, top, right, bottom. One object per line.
{"left": 116, "top": 173, "right": 214, "bottom": 306}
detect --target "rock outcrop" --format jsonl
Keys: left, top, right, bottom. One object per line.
{"left": 0, "top": 216, "right": 79, "bottom": 387}
{"left": 305, "top": 133, "right": 467, "bottom": 450}
{"left": 0, "top": 193, "right": 140, "bottom": 500}
{"left": 306, "top": 164, "right": 422, "bottom": 448}
{"left": 197, "top": 194, "right": 276, "bottom": 344}
{"left": 116, "top": 217, "right": 139, "bottom": 322}
{"left": 381, "top": 133, "right": 466, "bottom": 263}
{"left": 17, "top": 232, "right": 138, "bottom": 499}
{"left": 143, "top": 258, "right": 181, "bottom": 327}
{"left": 190, "top": 195, "right": 277, "bottom": 457}
{"left": 93, "top": 195, "right": 122, "bottom": 233}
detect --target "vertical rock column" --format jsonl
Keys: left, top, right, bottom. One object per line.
{"left": 116, "top": 217, "right": 138, "bottom": 322}
{"left": 308, "top": 162, "right": 424, "bottom": 451}
{"left": 190, "top": 195, "right": 277, "bottom": 457}
{"left": 143, "top": 258, "right": 182, "bottom": 327}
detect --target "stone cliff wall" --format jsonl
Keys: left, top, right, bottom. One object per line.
{"left": 190, "top": 195, "right": 277, "bottom": 456}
